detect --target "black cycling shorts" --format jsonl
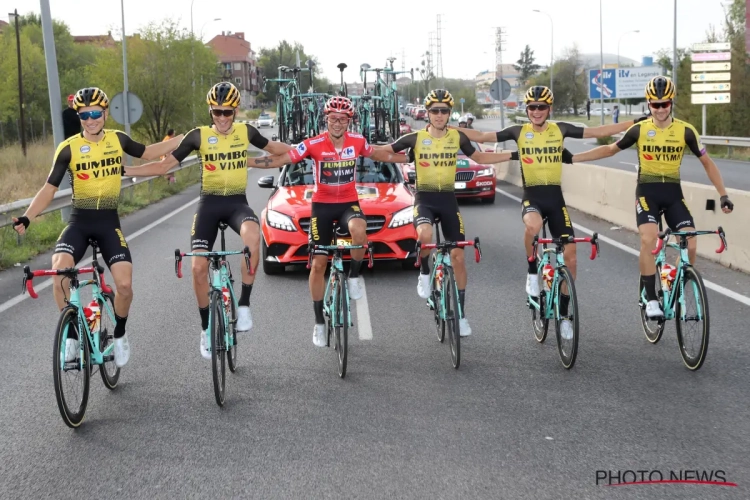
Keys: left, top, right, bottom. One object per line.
{"left": 521, "top": 186, "right": 575, "bottom": 238}
{"left": 54, "top": 209, "right": 131, "bottom": 267}
{"left": 413, "top": 192, "right": 465, "bottom": 242}
{"left": 309, "top": 201, "right": 365, "bottom": 256}
{"left": 635, "top": 183, "right": 694, "bottom": 230}
{"left": 191, "top": 195, "right": 259, "bottom": 251}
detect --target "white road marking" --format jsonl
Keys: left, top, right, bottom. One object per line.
{"left": 0, "top": 197, "right": 201, "bottom": 315}
{"left": 494, "top": 186, "right": 750, "bottom": 307}
{"left": 620, "top": 161, "right": 638, "bottom": 171}
{"left": 355, "top": 277, "right": 373, "bottom": 340}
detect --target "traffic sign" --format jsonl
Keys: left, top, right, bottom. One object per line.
{"left": 691, "top": 82, "right": 731, "bottom": 92}
{"left": 691, "top": 52, "right": 731, "bottom": 62}
{"left": 692, "top": 42, "right": 730, "bottom": 51}
{"left": 489, "top": 78, "right": 511, "bottom": 101}
{"left": 691, "top": 62, "right": 731, "bottom": 72}
{"left": 110, "top": 91, "right": 143, "bottom": 125}
{"left": 691, "top": 93, "right": 731, "bottom": 104}
{"left": 691, "top": 72, "right": 731, "bottom": 82}
{"left": 460, "top": 97, "right": 465, "bottom": 104}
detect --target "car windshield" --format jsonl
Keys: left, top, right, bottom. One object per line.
{"left": 282, "top": 157, "right": 403, "bottom": 186}
{"left": 259, "top": 114, "right": 270, "bottom": 119}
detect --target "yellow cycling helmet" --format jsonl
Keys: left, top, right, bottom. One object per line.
{"left": 523, "top": 86, "right": 554, "bottom": 105}
{"left": 72, "top": 87, "right": 109, "bottom": 111}
{"left": 424, "top": 89, "right": 454, "bottom": 108}
{"left": 645, "top": 76, "right": 675, "bottom": 101}
{"left": 207, "top": 82, "right": 241, "bottom": 108}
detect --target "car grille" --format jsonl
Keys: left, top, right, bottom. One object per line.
{"left": 455, "top": 171, "right": 474, "bottom": 182}
{"left": 298, "top": 215, "right": 387, "bottom": 236}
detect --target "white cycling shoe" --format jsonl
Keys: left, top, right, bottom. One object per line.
{"left": 645, "top": 300, "right": 664, "bottom": 318}
{"left": 313, "top": 324, "right": 326, "bottom": 347}
{"left": 526, "top": 273, "right": 540, "bottom": 297}
{"left": 417, "top": 274, "right": 431, "bottom": 299}
{"left": 199, "top": 329, "right": 211, "bottom": 360}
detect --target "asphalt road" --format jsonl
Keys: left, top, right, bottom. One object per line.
{"left": 472, "top": 117, "right": 750, "bottom": 192}
{"left": 1, "top": 126, "right": 749, "bottom": 499}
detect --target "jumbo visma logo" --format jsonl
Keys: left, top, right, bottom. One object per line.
{"left": 417, "top": 152, "right": 456, "bottom": 167}
{"left": 74, "top": 157, "right": 122, "bottom": 180}
{"left": 203, "top": 150, "right": 247, "bottom": 171}
{"left": 641, "top": 145, "right": 684, "bottom": 162}
{"left": 519, "top": 146, "right": 564, "bottom": 164}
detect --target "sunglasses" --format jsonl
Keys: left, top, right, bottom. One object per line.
{"left": 328, "top": 116, "right": 349, "bottom": 124}
{"left": 649, "top": 101, "right": 672, "bottom": 109}
{"left": 428, "top": 108, "right": 451, "bottom": 115}
{"left": 211, "top": 109, "right": 235, "bottom": 117}
{"left": 78, "top": 111, "right": 104, "bottom": 121}
{"left": 527, "top": 104, "right": 550, "bottom": 111}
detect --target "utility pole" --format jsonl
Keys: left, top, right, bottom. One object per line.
{"left": 436, "top": 14, "right": 444, "bottom": 87}
{"left": 9, "top": 9, "right": 26, "bottom": 156}
{"left": 495, "top": 27, "right": 507, "bottom": 129}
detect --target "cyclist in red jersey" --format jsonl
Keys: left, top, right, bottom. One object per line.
{"left": 253, "top": 96, "right": 409, "bottom": 346}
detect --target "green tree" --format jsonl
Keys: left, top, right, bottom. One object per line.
{"left": 514, "top": 45, "right": 541, "bottom": 87}
{"left": 87, "top": 20, "right": 219, "bottom": 142}
{"left": 257, "top": 40, "right": 330, "bottom": 101}
{"left": 530, "top": 45, "right": 588, "bottom": 114}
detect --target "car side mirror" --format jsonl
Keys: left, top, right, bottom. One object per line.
{"left": 257, "top": 175, "right": 275, "bottom": 188}
{"left": 407, "top": 171, "right": 416, "bottom": 184}
{"left": 271, "top": 134, "right": 278, "bottom": 141}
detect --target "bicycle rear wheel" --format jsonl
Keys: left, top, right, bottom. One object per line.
{"left": 53, "top": 307, "right": 90, "bottom": 428}
{"left": 209, "top": 292, "right": 227, "bottom": 406}
{"left": 554, "top": 267, "right": 579, "bottom": 369}
{"left": 98, "top": 292, "right": 120, "bottom": 389}
{"left": 335, "top": 275, "right": 348, "bottom": 378}
{"left": 443, "top": 266, "right": 460, "bottom": 369}
{"left": 675, "top": 266, "right": 710, "bottom": 370}
{"left": 639, "top": 268, "right": 666, "bottom": 344}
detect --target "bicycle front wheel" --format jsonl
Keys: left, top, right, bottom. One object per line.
{"left": 98, "top": 292, "right": 120, "bottom": 389}
{"left": 335, "top": 275, "right": 348, "bottom": 378}
{"left": 554, "top": 267, "right": 579, "bottom": 369}
{"left": 209, "top": 292, "right": 227, "bottom": 406}
{"left": 675, "top": 266, "right": 710, "bottom": 370}
{"left": 443, "top": 265, "right": 460, "bottom": 369}
{"left": 53, "top": 307, "right": 90, "bottom": 428}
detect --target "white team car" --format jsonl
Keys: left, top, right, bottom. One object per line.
{"left": 257, "top": 113, "right": 274, "bottom": 127}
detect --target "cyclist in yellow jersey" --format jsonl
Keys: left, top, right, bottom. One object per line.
{"left": 572, "top": 76, "right": 733, "bottom": 318}
{"left": 124, "top": 82, "right": 293, "bottom": 359}
{"left": 377, "top": 89, "right": 514, "bottom": 336}
{"left": 12, "top": 87, "right": 183, "bottom": 367}
{"left": 459, "top": 85, "right": 643, "bottom": 339}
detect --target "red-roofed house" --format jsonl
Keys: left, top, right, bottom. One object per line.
{"left": 207, "top": 31, "right": 259, "bottom": 108}
{"left": 0, "top": 20, "right": 9, "bottom": 31}
{"left": 73, "top": 31, "right": 117, "bottom": 48}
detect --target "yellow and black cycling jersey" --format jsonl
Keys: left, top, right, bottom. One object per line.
{"left": 391, "top": 129, "right": 476, "bottom": 192}
{"left": 171, "top": 123, "right": 269, "bottom": 197}
{"left": 616, "top": 118, "right": 704, "bottom": 184}
{"left": 496, "top": 122, "right": 583, "bottom": 189}
{"left": 47, "top": 129, "right": 147, "bottom": 211}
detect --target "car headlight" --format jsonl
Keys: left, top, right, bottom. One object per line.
{"left": 267, "top": 210, "right": 296, "bottom": 232}
{"left": 476, "top": 167, "right": 494, "bottom": 178}
{"left": 389, "top": 206, "right": 413, "bottom": 228}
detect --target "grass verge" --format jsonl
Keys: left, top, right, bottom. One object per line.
{"left": 0, "top": 165, "right": 201, "bottom": 271}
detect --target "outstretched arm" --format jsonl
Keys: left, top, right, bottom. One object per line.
{"left": 141, "top": 135, "right": 184, "bottom": 160}
{"left": 470, "top": 151, "right": 512, "bottom": 164}
{"left": 251, "top": 152, "right": 292, "bottom": 169}
{"left": 124, "top": 155, "right": 179, "bottom": 177}
{"left": 371, "top": 148, "right": 410, "bottom": 163}
{"left": 572, "top": 143, "right": 621, "bottom": 162}
{"left": 451, "top": 126, "right": 496, "bottom": 143}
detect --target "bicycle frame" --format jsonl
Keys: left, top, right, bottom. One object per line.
{"left": 529, "top": 233, "right": 599, "bottom": 320}
{"left": 645, "top": 226, "right": 727, "bottom": 321}
{"left": 23, "top": 251, "right": 117, "bottom": 368}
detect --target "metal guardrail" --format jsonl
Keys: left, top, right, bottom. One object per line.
{"left": 0, "top": 154, "right": 200, "bottom": 229}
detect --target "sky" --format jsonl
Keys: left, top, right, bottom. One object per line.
{"left": 1, "top": 0, "right": 733, "bottom": 82}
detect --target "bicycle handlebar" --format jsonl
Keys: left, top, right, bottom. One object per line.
{"left": 414, "top": 237, "right": 482, "bottom": 268}
{"left": 305, "top": 243, "right": 374, "bottom": 270}
{"left": 652, "top": 226, "right": 727, "bottom": 255}
{"left": 22, "top": 265, "right": 109, "bottom": 299}
{"left": 174, "top": 247, "right": 252, "bottom": 279}
{"left": 532, "top": 233, "right": 600, "bottom": 260}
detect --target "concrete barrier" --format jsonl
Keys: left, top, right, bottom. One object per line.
{"left": 493, "top": 157, "right": 747, "bottom": 273}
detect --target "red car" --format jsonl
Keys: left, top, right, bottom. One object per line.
{"left": 402, "top": 139, "right": 497, "bottom": 204}
{"left": 258, "top": 156, "right": 419, "bottom": 274}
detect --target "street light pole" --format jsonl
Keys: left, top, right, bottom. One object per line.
{"left": 672, "top": 0, "right": 677, "bottom": 109}
{"left": 191, "top": 0, "right": 196, "bottom": 124}
{"left": 599, "top": 0, "right": 608, "bottom": 125}
{"left": 9, "top": 9, "right": 27, "bottom": 156}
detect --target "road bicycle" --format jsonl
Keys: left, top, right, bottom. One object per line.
{"left": 22, "top": 240, "right": 120, "bottom": 428}
{"left": 638, "top": 219, "right": 727, "bottom": 371}
{"left": 528, "top": 220, "right": 600, "bottom": 369}
{"left": 415, "top": 219, "right": 482, "bottom": 369}
{"left": 174, "top": 222, "right": 251, "bottom": 406}
{"left": 307, "top": 221, "right": 373, "bottom": 378}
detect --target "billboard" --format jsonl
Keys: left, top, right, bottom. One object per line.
{"left": 589, "top": 66, "right": 665, "bottom": 99}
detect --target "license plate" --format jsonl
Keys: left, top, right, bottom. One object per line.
{"left": 454, "top": 182, "right": 466, "bottom": 189}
